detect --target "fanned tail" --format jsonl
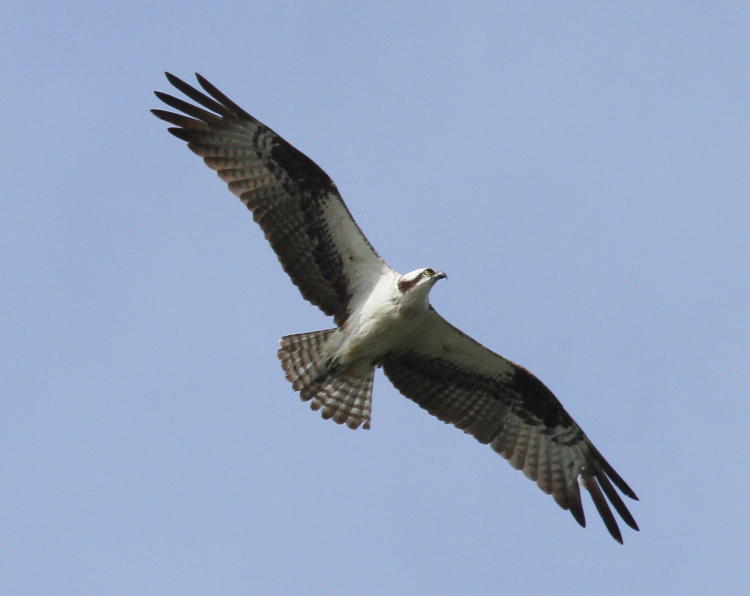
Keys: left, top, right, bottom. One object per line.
{"left": 277, "top": 329, "right": 336, "bottom": 389}
{"left": 278, "top": 330, "right": 374, "bottom": 429}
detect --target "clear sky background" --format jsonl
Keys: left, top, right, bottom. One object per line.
{"left": 3, "top": 2, "right": 749, "bottom": 595}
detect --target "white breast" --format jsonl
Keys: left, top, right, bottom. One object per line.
{"left": 337, "top": 273, "right": 428, "bottom": 365}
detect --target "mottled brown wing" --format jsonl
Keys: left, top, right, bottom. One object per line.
{"left": 382, "top": 308, "right": 639, "bottom": 543}
{"left": 152, "top": 73, "right": 392, "bottom": 325}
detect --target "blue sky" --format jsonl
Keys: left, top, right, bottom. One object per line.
{"left": 3, "top": 2, "right": 749, "bottom": 594}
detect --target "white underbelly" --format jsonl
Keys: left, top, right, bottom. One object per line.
{"left": 339, "top": 300, "right": 422, "bottom": 365}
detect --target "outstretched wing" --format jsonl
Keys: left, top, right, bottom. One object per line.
{"left": 382, "top": 309, "right": 639, "bottom": 543}
{"left": 152, "top": 73, "right": 392, "bottom": 325}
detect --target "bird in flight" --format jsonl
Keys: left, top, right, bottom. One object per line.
{"left": 152, "top": 73, "right": 639, "bottom": 543}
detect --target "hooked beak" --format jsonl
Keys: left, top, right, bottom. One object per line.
{"left": 434, "top": 271, "right": 447, "bottom": 281}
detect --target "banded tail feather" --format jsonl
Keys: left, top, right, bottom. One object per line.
{"left": 278, "top": 330, "right": 374, "bottom": 429}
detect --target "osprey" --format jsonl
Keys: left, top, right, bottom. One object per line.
{"left": 152, "top": 73, "right": 639, "bottom": 543}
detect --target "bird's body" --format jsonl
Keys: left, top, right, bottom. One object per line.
{"left": 279, "top": 268, "right": 446, "bottom": 430}
{"left": 340, "top": 268, "right": 441, "bottom": 362}
{"left": 153, "top": 73, "right": 639, "bottom": 543}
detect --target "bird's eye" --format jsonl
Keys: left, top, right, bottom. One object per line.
{"left": 423, "top": 268, "right": 434, "bottom": 277}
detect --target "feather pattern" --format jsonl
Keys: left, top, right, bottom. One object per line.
{"left": 382, "top": 309, "right": 639, "bottom": 543}
{"left": 278, "top": 330, "right": 373, "bottom": 429}
{"left": 152, "top": 72, "right": 391, "bottom": 325}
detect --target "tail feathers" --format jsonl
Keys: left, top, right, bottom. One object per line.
{"left": 304, "top": 371, "right": 374, "bottom": 430}
{"left": 278, "top": 330, "right": 374, "bottom": 430}
{"left": 278, "top": 329, "right": 336, "bottom": 391}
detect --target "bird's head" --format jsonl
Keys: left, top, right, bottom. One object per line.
{"left": 397, "top": 268, "right": 447, "bottom": 305}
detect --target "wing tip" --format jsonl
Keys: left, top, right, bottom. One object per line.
{"left": 164, "top": 71, "right": 182, "bottom": 86}
{"left": 166, "top": 127, "right": 191, "bottom": 142}
{"left": 569, "top": 506, "right": 586, "bottom": 528}
{"left": 153, "top": 90, "right": 171, "bottom": 102}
